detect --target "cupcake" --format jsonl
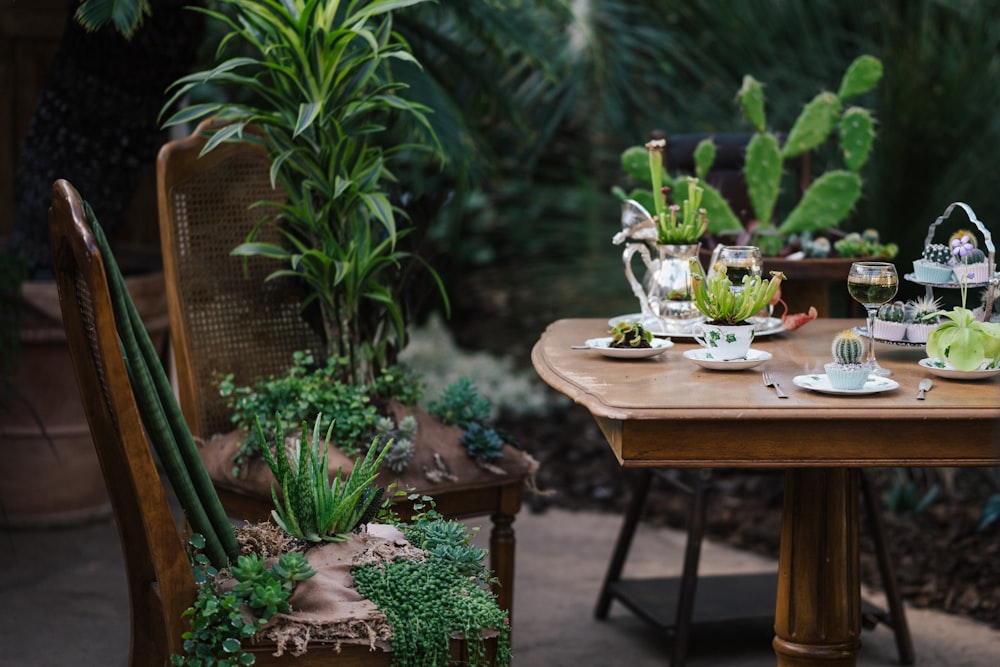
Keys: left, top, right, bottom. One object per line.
{"left": 904, "top": 295, "right": 941, "bottom": 344}
{"left": 949, "top": 232, "right": 990, "bottom": 283}
{"left": 824, "top": 329, "right": 871, "bottom": 390}
{"left": 871, "top": 301, "right": 907, "bottom": 341}
{"left": 912, "top": 243, "right": 955, "bottom": 284}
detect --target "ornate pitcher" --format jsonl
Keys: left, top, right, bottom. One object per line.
{"left": 613, "top": 200, "right": 705, "bottom": 332}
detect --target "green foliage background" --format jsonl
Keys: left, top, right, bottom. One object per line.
{"left": 406, "top": 0, "right": 1000, "bottom": 324}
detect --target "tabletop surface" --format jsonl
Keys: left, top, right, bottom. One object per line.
{"left": 532, "top": 318, "right": 1000, "bottom": 468}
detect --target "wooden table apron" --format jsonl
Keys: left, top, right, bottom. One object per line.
{"left": 532, "top": 318, "right": 1000, "bottom": 667}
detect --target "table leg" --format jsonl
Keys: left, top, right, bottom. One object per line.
{"left": 773, "top": 468, "right": 862, "bottom": 666}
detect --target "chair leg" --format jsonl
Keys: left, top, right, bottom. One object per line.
{"left": 595, "top": 469, "right": 654, "bottom": 619}
{"left": 670, "top": 469, "right": 712, "bottom": 667}
{"left": 860, "top": 471, "right": 915, "bottom": 665}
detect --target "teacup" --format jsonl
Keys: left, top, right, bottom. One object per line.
{"left": 691, "top": 323, "right": 755, "bottom": 360}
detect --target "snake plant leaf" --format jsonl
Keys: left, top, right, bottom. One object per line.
{"left": 837, "top": 54, "right": 884, "bottom": 100}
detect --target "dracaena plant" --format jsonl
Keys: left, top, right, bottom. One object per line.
{"left": 688, "top": 259, "right": 784, "bottom": 325}
{"left": 256, "top": 414, "right": 390, "bottom": 542}
{"left": 161, "top": 0, "right": 447, "bottom": 386}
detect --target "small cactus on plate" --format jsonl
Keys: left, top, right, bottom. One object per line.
{"left": 831, "top": 329, "right": 865, "bottom": 364}
{"left": 826, "top": 329, "right": 870, "bottom": 390}
{"left": 906, "top": 295, "right": 942, "bottom": 325}
{"left": 876, "top": 300, "right": 905, "bottom": 323}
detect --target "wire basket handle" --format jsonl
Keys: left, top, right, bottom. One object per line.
{"left": 923, "top": 201, "right": 996, "bottom": 319}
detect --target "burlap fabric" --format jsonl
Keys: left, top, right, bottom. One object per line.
{"left": 200, "top": 401, "right": 538, "bottom": 501}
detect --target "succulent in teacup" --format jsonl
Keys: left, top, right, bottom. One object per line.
{"left": 831, "top": 329, "right": 865, "bottom": 365}
{"left": 609, "top": 320, "right": 653, "bottom": 348}
{"left": 906, "top": 295, "right": 942, "bottom": 325}
{"left": 922, "top": 243, "right": 953, "bottom": 266}
{"left": 876, "top": 300, "right": 905, "bottom": 323}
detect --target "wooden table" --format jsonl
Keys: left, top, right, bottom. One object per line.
{"left": 532, "top": 318, "right": 1000, "bottom": 666}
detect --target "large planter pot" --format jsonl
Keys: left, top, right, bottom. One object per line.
{"left": 0, "top": 271, "right": 169, "bottom": 527}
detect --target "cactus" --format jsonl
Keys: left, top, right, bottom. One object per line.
{"left": 965, "top": 247, "right": 987, "bottom": 264}
{"left": 839, "top": 107, "right": 876, "bottom": 172}
{"left": 949, "top": 229, "right": 978, "bottom": 248}
{"left": 922, "top": 243, "right": 953, "bottom": 266}
{"left": 877, "top": 300, "right": 906, "bottom": 323}
{"left": 831, "top": 329, "right": 865, "bottom": 364}
{"left": 906, "top": 295, "right": 942, "bottom": 325}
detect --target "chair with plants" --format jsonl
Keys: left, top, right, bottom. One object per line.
{"left": 156, "top": 1, "right": 535, "bottom": 618}
{"left": 50, "top": 177, "right": 509, "bottom": 667}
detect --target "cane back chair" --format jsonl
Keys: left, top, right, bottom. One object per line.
{"left": 156, "top": 122, "right": 531, "bottom": 617}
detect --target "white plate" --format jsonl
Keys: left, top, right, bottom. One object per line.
{"left": 792, "top": 374, "right": 899, "bottom": 395}
{"left": 584, "top": 337, "right": 674, "bottom": 359}
{"left": 918, "top": 358, "right": 1000, "bottom": 380}
{"left": 608, "top": 314, "right": 784, "bottom": 338}
{"left": 682, "top": 348, "right": 772, "bottom": 370}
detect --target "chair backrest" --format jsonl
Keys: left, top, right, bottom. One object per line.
{"left": 48, "top": 179, "right": 195, "bottom": 662}
{"left": 658, "top": 132, "right": 812, "bottom": 226}
{"left": 157, "top": 122, "right": 325, "bottom": 440}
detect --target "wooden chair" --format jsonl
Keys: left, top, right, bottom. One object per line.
{"left": 49, "top": 179, "right": 501, "bottom": 666}
{"left": 595, "top": 133, "right": 913, "bottom": 667}
{"left": 156, "top": 122, "right": 530, "bottom": 618}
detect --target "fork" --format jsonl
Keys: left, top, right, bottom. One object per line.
{"left": 762, "top": 370, "right": 788, "bottom": 399}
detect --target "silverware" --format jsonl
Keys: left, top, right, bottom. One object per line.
{"left": 916, "top": 378, "right": 933, "bottom": 400}
{"left": 762, "top": 370, "right": 788, "bottom": 399}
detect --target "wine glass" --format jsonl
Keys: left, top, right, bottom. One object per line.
{"left": 847, "top": 261, "right": 899, "bottom": 376}
{"left": 709, "top": 245, "right": 763, "bottom": 291}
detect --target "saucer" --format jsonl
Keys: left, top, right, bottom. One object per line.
{"left": 682, "top": 348, "right": 772, "bottom": 370}
{"left": 584, "top": 337, "right": 674, "bottom": 359}
{"left": 792, "top": 374, "right": 899, "bottom": 395}
{"left": 918, "top": 357, "right": 1000, "bottom": 380}
{"left": 608, "top": 314, "right": 784, "bottom": 338}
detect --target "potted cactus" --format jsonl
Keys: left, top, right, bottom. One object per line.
{"left": 904, "top": 295, "right": 942, "bottom": 344}
{"left": 872, "top": 300, "right": 907, "bottom": 341}
{"left": 825, "top": 329, "right": 871, "bottom": 390}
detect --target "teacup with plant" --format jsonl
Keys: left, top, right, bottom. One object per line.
{"left": 825, "top": 329, "right": 871, "bottom": 390}
{"left": 688, "top": 259, "right": 784, "bottom": 326}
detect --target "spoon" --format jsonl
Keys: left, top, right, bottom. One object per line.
{"left": 916, "top": 378, "right": 933, "bottom": 400}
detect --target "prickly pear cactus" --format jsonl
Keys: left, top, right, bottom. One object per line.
{"left": 877, "top": 300, "right": 906, "bottom": 323}
{"left": 839, "top": 107, "right": 876, "bottom": 172}
{"left": 831, "top": 329, "right": 865, "bottom": 364}
{"left": 922, "top": 243, "right": 953, "bottom": 266}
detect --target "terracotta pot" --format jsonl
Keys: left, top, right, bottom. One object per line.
{"left": 0, "top": 271, "right": 169, "bottom": 527}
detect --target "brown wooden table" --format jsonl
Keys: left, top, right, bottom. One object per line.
{"left": 532, "top": 318, "right": 1000, "bottom": 666}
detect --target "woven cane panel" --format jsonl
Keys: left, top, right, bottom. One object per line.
{"left": 167, "top": 152, "right": 324, "bottom": 438}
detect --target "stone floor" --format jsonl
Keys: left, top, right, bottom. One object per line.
{"left": 2, "top": 506, "right": 998, "bottom": 667}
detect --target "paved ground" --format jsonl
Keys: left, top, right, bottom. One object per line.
{"left": 2, "top": 506, "right": 998, "bottom": 666}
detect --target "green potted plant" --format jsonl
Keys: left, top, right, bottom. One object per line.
{"left": 162, "top": 0, "right": 446, "bottom": 388}
{"left": 688, "top": 259, "right": 785, "bottom": 326}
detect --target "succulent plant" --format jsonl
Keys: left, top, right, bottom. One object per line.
{"left": 876, "top": 300, "right": 906, "bottom": 323}
{"left": 831, "top": 329, "right": 865, "bottom": 365}
{"left": 922, "top": 243, "right": 953, "bottom": 266}
{"left": 688, "top": 260, "right": 784, "bottom": 325}
{"left": 906, "top": 295, "right": 943, "bottom": 325}
{"left": 609, "top": 320, "right": 653, "bottom": 348}
{"left": 460, "top": 422, "right": 505, "bottom": 462}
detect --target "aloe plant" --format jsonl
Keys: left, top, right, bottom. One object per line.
{"left": 256, "top": 414, "right": 390, "bottom": 542}
{"left": 161, "top": 0, "right": 447, "bottom": 386}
